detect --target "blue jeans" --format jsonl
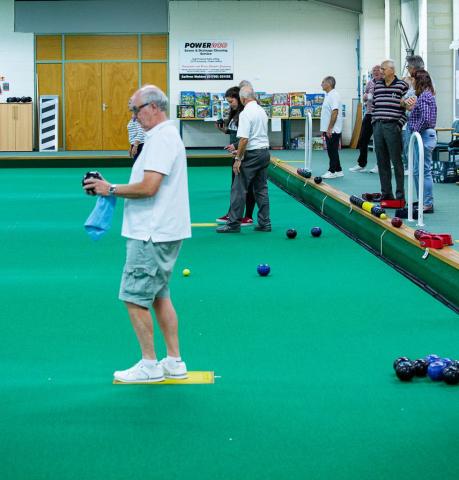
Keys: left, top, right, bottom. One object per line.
{"left": 402, "top": 127, "right": 410, "bottom": 169}
{"left": 408, "top": 127, "right": 436, "bottom": 207}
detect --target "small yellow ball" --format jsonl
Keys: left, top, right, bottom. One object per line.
{"left": 380, "top": 213, "right": 388, "bottom": 220}
{"left": 182, "top": 268, "right": 191, "bottom": 277}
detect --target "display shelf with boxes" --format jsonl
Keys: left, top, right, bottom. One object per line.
{"left": 176, "top": 90, "right": 325, "bottom": 149}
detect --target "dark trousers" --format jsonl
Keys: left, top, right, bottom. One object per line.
{"left": 324, "top": 133, "right": 342, "bottom": 172}
{"left": 229, "top": 160, "right": 255, "bottom": 219}
{"left": 356, "top": 114, "right": 373, "bottom": 167}
{"left": 228, "top": 149, "right": 271, "bottom": 228}
{"left": 373, "top": 121, "right": 404, "bottom": 199}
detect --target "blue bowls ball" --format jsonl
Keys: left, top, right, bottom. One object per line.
{"left": 424, "top": 354, "right": 440, "bottom": 364}
{"left": 311, "top": 227, "right": 322, "bottom": 237}
{"left": 427, "top": 361, "right": 446, "bottom": 381}
{"left": 440, "top": 357, "right": 453, "bottom": 367}
{"left": 257, "top": 264, "right": 270, "bottom": 277}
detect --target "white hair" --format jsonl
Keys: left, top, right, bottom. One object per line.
{"left": 381, "top": 59, "right": 395, "bottom": 70}
{"left": 239, "top": 85, "right": 256, "bottom": 100}
{"left": 138, "top": 85, "right": 168, "bottom": 112}
{"left": 238, "top": 80, "right": 253, "bottom": 89}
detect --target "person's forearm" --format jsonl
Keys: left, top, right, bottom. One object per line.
{"left": 112, "top": 181, "right": 159, "bottom": 199}
{"left": 236, "top": 138, "right": 248, "bottom": 159}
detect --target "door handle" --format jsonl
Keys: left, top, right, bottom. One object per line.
{"left": 102, "top": 103, "right": 108, "bottom": 111}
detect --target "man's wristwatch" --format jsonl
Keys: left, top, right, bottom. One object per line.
{"left": 108, "top": 184, "right": 117, "bottom": 196}
{"left": 234, "top": 156, "right": 241, "bottom": 161}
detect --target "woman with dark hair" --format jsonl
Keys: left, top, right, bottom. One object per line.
{"left": 406, "top": 69, "right": 437, "bottom": 213}
{"left": 215, "top": 86, "right": 255, "bottom": 225}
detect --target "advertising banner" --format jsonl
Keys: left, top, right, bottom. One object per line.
{"left": 179, "top": 40, "right": 233, "bottom": 80}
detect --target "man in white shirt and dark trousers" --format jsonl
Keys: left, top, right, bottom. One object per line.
{"left": 216, "top": 86, "right": 271, "bottom": 233}
{"left": 320, "top": 76, "right": 344, "bottom": 179}
{"left": 83, "top": 85, "right": 191, "bottom": 383}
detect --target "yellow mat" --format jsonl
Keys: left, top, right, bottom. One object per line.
{"left": 113, "top": 371, "right": 214, "bottom": 385}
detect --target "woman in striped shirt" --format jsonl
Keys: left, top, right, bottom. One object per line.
{"left": 406, "top": 69, "right": 437, "bottom": 213}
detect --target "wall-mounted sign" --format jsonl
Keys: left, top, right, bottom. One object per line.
{"left": 179, "top": 40, "right": 233, "bottom": 80}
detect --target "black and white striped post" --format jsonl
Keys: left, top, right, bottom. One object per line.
{"left": 39, "top": 95, "right": 58, "bottom": 152}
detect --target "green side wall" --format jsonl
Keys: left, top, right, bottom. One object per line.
{"left": 268, "top": 163, "right": 459, "bottom": 311}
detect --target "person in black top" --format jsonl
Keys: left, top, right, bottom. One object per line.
{"left": 215, "top": 86, "right": 255, "bottom": 226}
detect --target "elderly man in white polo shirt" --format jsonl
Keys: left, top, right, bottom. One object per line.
{"left": 83, "top": 85, "right": 191, "bottom": 383}
{"left": 320, "top": 76, "right": 344, "bottom": 179}
{"left": 216, "top": 85, "right": 271, "bottom": 233}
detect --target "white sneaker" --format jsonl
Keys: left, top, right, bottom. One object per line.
{"left": 160, "top": 358, "right": 188, "bottom": 379}
{"left": 349, "top": 165, "right": 366, "bottom": 172}
{"left": 369, "top": 166, "right": 379, "bottom": 174}
{"left": 334, "top": 171, "right": 344, "bottom": 177}
{"left": 322, "top": 171, "right": 337, "bottom": 179}
{"left": 404, "top": 169, "right": 409, "bottom": 176}
{"left": 114, "top": 360, "right": 165, "bottom": 383}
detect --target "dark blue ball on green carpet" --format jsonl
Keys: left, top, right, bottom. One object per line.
{"left": 427, "top": 361, "right": 445, "bottom": 381}
{"left": 393, "top": 357, "right": 410, "bottom": 370}
{"left": 440, "top": 358, "right": 452, "bottom": 367}
{"left": 443, "top": 366, "right": 459, "bottom": 385}
{"left": 395, "top": 361, "right": 415, "bottom": 381}
{"left": 413, "top": 359, "right": 428, "bottom": 377}
{"left": 311, "top": 227, "right": 322, "bottom": 237}
{"left": 257, "top": 264, "right": 270, "bottom": 276}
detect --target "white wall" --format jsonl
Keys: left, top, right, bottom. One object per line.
{"left": 400, "top": 0, "right": 419, "bottom": 75}
{"left": 385, "top": 0, "right": 402, "bottom": 70}
{"left": 427, "top": 0, "right": 454, "bottom": 131}
{"left": 360, "top": 0, "right": 385, "bottom": 75}
{"left": 0, "top": 0, "right": 34, "bottom": 103}
{"left": 169, "top": 1, "right": 359, "bottom": 146}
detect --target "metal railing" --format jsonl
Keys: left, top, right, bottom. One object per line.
{"left": 407, "top": 131, "right": 425, "bottom": 227}
{"left": 304, "top": 111, "right": 312, "bottom": 171}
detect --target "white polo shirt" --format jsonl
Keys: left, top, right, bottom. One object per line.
{"left": 320, "top": 89, "right": 343, "bottom": 134}
{"left": 236, "top": 100, "right": 269, "bottom": 150}
{"left": 121, "top": 120, "right": 191, "bottom": 242}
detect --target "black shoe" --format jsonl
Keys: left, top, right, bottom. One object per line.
{"left": 216, "top": 225, "right": 240, "bottom": 233}
{"left": 423, "top": 205, "right": 434, "bottom": 214}
{"left": 254, "top": 225, "right": 272, "bottom": 232}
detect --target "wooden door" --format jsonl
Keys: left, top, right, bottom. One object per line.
{"left": 0, "top": 105, "right": 15, "bottom": 151}
{"left": 142, "top": 63, "right": 168, "bottom": 94}
{"left": 65, "top": 63, "right": 102, "bottom": 150}
{"left": 37, "top": 64, "right": 63, "bottom": 148}
{"left": 15, "top": 104, "right": 33, "bottom": 151}
{"left": 101, "top": 63, "right": 138, "bottom": 150}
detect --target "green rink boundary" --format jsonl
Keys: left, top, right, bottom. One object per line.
{"left": 0, "top": 153, "right": 233, "bottom": 168}
{"left": 268, "top": 159, "right": 459, "bottom": 313}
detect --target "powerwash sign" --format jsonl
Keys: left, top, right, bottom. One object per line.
{"left": 179, "top": 40, "right": 233, "bottom": 80}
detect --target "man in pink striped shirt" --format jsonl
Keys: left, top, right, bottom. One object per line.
{"left": 349, "top": 65, "right": 382, "bottom": 173}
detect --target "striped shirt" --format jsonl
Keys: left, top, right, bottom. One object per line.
{"left": 372, "top": 76, "right": 409, "bottom": 127}
{"left": 408, "top": 91, "right": 437, "bottom": 133}
{"left": 127, "top": 119, "right": 145, "bottom": 144}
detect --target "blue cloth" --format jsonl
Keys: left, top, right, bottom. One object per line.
{"left": 84, "top": 196, "right": 117, "bottom": 240}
